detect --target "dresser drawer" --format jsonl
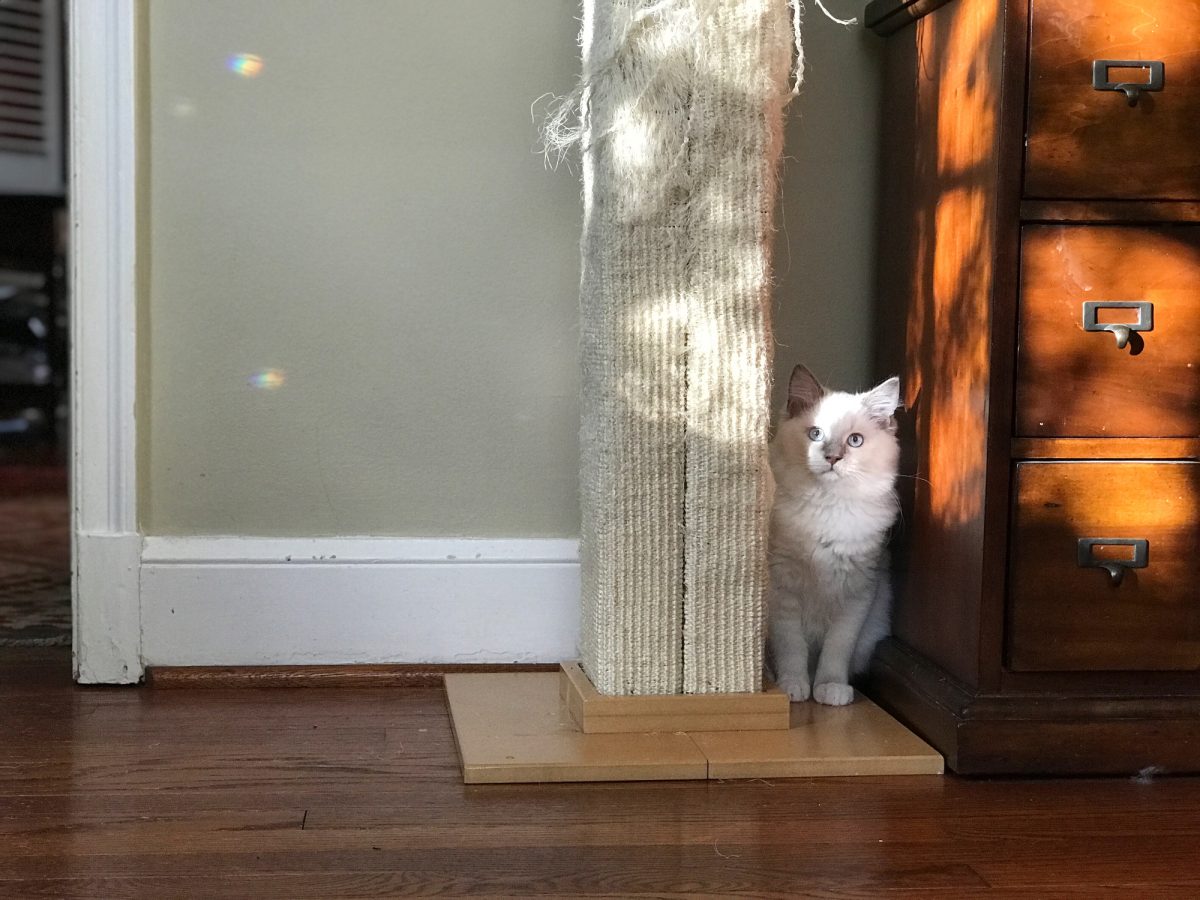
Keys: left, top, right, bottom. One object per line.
{"left": 1015, "top": 225, "right": 1200, "bottom": 438}
{"left": 1008, "top": 462, "right": 1200, "bottom": 672}
{"left": 1026, "top": 0, "right": 1200, "bottom": 200}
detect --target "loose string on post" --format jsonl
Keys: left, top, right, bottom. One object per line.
{"left": 788, "top": 0, "right": 858, "bottom": 96}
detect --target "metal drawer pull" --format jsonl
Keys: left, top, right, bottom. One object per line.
{"left": 1077, "top": 538, "right": 1149, "bottom": 586}
{"left": 1092, "top": 59, "right": 1164, "bottom": 106}
{"left": 1082, "top": 300, "right": 1153, "bottom": 350}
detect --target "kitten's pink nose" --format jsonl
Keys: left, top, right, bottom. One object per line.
{"left": 825, "top": 453, "right": 842, "bottom": 467}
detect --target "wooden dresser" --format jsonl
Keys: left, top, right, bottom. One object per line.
{"left": 865, "top": 0, "right": 1200, "bottom": 773}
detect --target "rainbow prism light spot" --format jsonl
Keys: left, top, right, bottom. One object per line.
{"left": 248, "top": 368, "right": 285, "bottom": 390}
{"left": 227, "top": 53, "right": 264, "bottom": 78}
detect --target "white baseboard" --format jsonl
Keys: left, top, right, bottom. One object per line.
{"left": 139, "top": 537, "right": 581, "bottom": 667}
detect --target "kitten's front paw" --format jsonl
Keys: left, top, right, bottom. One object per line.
{"left": 776, "top": 676, "right": 811, "bottom": 703}
{"left": 813, "top": 682, "right": 855, "bottom": 706}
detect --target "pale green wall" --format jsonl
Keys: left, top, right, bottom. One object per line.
{"left": 772, "top": 17, "right": 884, "bottom": 401}
{"left": 143, "top": 1, "right": 881, "bottom": 537}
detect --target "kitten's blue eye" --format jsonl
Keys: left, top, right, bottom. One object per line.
{"left": 847, "top": 433, "right": 864, "bottom": 448}
{"left": 807, "top": 427, "right": 823, "bottom": 442}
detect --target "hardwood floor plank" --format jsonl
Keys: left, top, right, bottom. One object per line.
{"left": 0, "top": 847, "right": 992, "bottom": 891}
{"left": 4, "top": 879, "right": 1200, "bottom": 900}
{"left": 0, "top": 877, "right": 1007, "bottom": 900}
{"left": 4, "top": 648, "right": 1200, "bottom": 896}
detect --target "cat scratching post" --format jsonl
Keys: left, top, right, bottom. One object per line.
{"left": 445, "top": 0, "right": 943, "bottom": 782}
{"left": 578, "top": 0, "right": 786, "bottom": 697}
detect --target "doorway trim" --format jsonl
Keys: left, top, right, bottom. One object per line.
{"left": 69, "top": 0, "right": 143, "bottom": 683}
{"left": 63, "top": 0, "right": 585, "bottom": 679}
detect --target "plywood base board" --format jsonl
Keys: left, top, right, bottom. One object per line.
{"left": 559, "top": 661, "right": 790, "bottom": 733}
{"left": 695, "top": 696, "right": 944, "bottom": 778}
{"left": 445, "top": 673, "right": 943, "bottom": 784}
{"left": 445, "top": 673, "right": 708, "bottom": 784}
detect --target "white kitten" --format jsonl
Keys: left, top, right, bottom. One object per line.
{"left": 767, "top": 365, "right": 901, "bottom": 706}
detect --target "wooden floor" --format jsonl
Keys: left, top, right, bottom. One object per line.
{"left": 5, "top": 649, "right": 1200, "bottom": 898}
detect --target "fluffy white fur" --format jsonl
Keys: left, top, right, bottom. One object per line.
{"left": 767, "top": 365, "right": 901, "bottom": 705}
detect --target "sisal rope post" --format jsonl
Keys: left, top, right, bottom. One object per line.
{"left": 682, "top": 2, "right": 791, "bottom": 693}
{"left": 561, "top": 0, "right": 798, "bottom": 694}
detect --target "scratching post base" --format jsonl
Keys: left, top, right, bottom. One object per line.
{"left": 560, "top": 661, "right": 790, "bottom": 734}
{"left": 445, "top": 665, "right": 943, "bottom": 784}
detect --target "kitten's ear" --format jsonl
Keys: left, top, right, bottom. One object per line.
{"left": 862, "top": 376, "right": 902, "bottom": 424}
{"left": 786, "top": 365, "right": 824, "bottom": 419}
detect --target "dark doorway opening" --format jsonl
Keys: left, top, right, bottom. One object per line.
{"left": 0, "top": 0, "right": 70, "bottom": 650}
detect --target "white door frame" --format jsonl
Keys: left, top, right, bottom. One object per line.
{"left": 69, "top": 0, "right": 142, "bottom": 683}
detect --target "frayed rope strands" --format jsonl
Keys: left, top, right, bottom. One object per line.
{"left": 535, "top": 0, "right": 859, "bottom": 151}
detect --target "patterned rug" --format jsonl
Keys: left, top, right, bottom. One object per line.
{"left": 0, "top": 467, "right": 70, "bottom": 646}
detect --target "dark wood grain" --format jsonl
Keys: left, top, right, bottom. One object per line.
{"left": 875, "top": 0, "right": 1017, "bottom": 689}
{"left": 1015, "top": 225, "right": 1200, "bottom": 438}
{"left": 6, "top": 646, "right": 1200, "bottom": 896}
{"left": 1012, "top": 437, "right": 1200, "bottom": 459}
{"left": 147, "top": 662, "right": 557, "bottom": 689}
{"left": 874, "top": 0, "right": 1200, "bottom": 775}
{"left": 870, "top": 639, "right": 1200, "bottom": 776}
{"left": 1007, "top": 461, "right": 1200, "bottom": 671}
{"left": 976, "top": 0, "right": 1032, "bottom": 695}
{"left": 1021, "top": 200, "right": 1200, "bottom": 224}
{"left": 1025, "top": 0, "right": 1200, "bottom": 200}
